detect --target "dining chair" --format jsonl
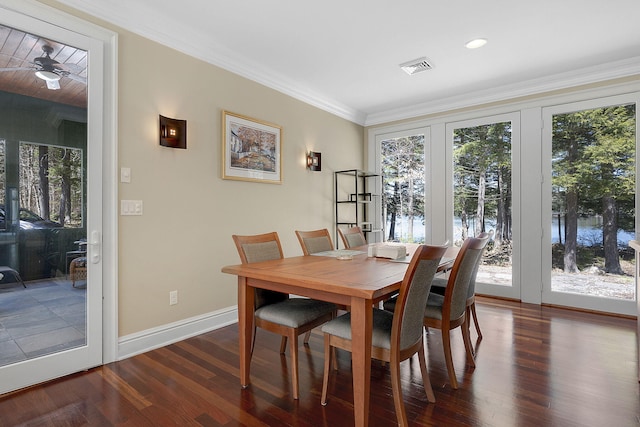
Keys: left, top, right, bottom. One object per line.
{"left": 232, "top": 232, "right": 337, "bottom": 399}
{"left": 430, "top": 232, "right": 489, "bottom": 351}
{"left": 295, "top": 228, "right": 348, "bottom": 316}
{"left": 393, "top": 233, "right": 489, "bottom": 389}
{"left": 320, "top": 244, "right": 447, "bottom": 426}
{"left": 337, "top": 226, "right": 367, "bottom": 248}
{"left": 295, "top": 228, "right": 334, "bottom": 255}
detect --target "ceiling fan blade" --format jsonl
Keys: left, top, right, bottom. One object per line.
{"left": 46, "top": 79, "right": 60, "bottom": 90}
{"left": 65, "top": 73, "right": 87, "bottom": 84}
{"left": 0, "top": 67, "right": 34, "bottom": 72}
{"left": 56, "top": 62, "right": 84, "bottom": 74}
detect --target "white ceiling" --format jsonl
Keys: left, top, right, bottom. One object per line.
{"left": 55, "top": 0, "right": 640, "bottom": 125}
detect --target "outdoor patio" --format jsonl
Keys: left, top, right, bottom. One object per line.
{"left": 0, "top": 277, "right": 86, "bottom": 367}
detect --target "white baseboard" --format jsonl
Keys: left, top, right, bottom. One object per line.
{"left": 117, "top": 306, "right": 238, "bottom": 360}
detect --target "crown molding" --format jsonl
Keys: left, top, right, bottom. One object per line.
{"left": 45, "top": 1, "right": 640, "bottom": 128}
{"left": 51, "top": 0, "right": 367, "bottom": 124}
{"left": 364, "top": 56, "right": 640, "bottom": 126}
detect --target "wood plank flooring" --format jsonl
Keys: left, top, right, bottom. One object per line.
{"left": 1, "top": 297, "right": 638, "bottom": 426}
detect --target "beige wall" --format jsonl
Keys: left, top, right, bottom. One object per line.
{"left": 42, "top": 1, "right": 364, "bottom": 336}
{"left": 117, "top": 33, "right": 363, "bottom": 335}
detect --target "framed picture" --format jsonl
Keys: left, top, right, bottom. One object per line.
{"left": 222, "top": 111, "right": 282, "bottom": 184}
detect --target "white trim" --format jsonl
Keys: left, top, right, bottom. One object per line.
{"left": 51, "top": 0, "right": 640, "bottom": 127}
{"left": 368, "top": 122, "right": 432, "bottom": 244}
{"left": 118, "top": 307, "right": 238, "bottom": 360}
{"left": 367, "top": 81, "right": 640, "bottom": 314}
{"left": 540, "top": 92, "right": 639, "bottom": 316}
{"left": 0, "top": 0, "right": 119, "bottom": 366}
{"left": 445, "top": 112, "right": 522, "bottom": 301}
{"left": 50, "top": 0, "right": 365, "bottom": 125}
{"left": 365, "top": 57, "right": 640, "bottom": 126}
{"left": 101, "top": 30, "right": 118, "bottom": 364}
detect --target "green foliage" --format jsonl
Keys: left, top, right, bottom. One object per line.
{"left": 19, "top": 142, "right": 83, "bottom": 226}
{"left": 552, "top": 105, "right": 635, "bottom": 227}
{"left": 453, "top": 121, "right": 512, "bottom": 239}
{"left": 381, "top": 134, "right": 425, "bottom": 241}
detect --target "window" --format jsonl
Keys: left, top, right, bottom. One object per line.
{"left": 380, "top": 134, "right": 425, "bottom": 242}
{"left": 18, "top": 142, "right": 84, "bottom": 227}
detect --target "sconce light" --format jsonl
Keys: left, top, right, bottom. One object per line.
{"left": 159, "top": 115, "right": 187, "bottom": 149}
{"left": 307, "top": 151, "right": 321, "bottom": 171}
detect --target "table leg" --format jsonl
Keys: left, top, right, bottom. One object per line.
{"left": 350, "top": 297, "right": 373, "bottom": 427}
{"left": 238, "top": 277, "right": 254, "bottom": 388}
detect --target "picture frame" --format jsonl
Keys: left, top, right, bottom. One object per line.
{"left": 222, "top": 111, "right": 282, "bottom": 184}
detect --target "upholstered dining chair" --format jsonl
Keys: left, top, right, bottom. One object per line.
{"left": 430, "top": 232, "right": 489, "bottom": 351}
{"left": 320, "top": 244, "right": 447, "bottom": 426}
{"left": 337, "top": 226, "right": 367, "bottom": 249}
{"left": 388, "top": 234, "right": 489, "bottom": 390}
{"left": 232, "top": 232, "right": 337, "bottom": 400}
{"left": 295, "top": 228, "right": 334, "bottom": 255}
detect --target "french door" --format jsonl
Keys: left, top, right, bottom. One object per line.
{"left": 0, "top": 4, "right": 105, "bottom": 394}
{"left": 542, "top": 94, "right": 638, "bottom": 315}
{"left": 446, "top": 113, "right": 521, "bottom": 300}
{"left": 370, "top": 122, "right": 432, "bottom": 244}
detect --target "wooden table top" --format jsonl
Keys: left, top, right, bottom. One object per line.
{"left": 221, "top": 244, "right": 457, "bottom": 303}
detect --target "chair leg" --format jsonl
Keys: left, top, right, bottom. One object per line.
{"left": 289, "top": 332, "right": 299, "bottom": 400}
{"left": 279, "top": 336, "right": 288, "bottom": 354}
{"left": 13, "top": 270, "right": 26, "bottom": 288}
{"left": 470, "top": 301, "right": 483, "bottom": 341}
{"left": 321, "top": 334, "right": 332, "bottom": 405}
{"left": 417, "top": 341, "right": 436, "bottom": 403}
{"left": 441, "top": 328, "right": 458, "bottom": 389}
{"left": 389, "top": 355, "right": 408, "bottom": 427}
{"left": 465, "top": 306, "right": 476, "bottom": 357}
{"left": 303, "top": 331, "right": 311, "bottom": 344}
{"left": 250, "top": 324, "right": 257, "bottom": 358}
{"left": 461, "top": 318, "right": 476, "bottom": 368}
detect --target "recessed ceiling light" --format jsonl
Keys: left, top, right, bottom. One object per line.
{"left": 399, "top": 57, "right": 433, "bottom": 75}
{"left": 465, "top": 38, "right": 487, "bottom": 49}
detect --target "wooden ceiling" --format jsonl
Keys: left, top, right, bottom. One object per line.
{"left": 0, "top": 25, "right": 87, "bottom": 108}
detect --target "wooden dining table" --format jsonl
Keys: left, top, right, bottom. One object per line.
{"left": 221, "top": 244, "right": 457, "bottom": 427}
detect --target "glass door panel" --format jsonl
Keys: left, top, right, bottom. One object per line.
{"left": 380, "top": 133, "right": 426, "bottom": 243}
{"left": 447, "top": 113, "right": 520, "bottom": 299}
{"left": 543, "top": 98, "right": 637, "bottom": 314}
{"left": 0, "top": 14, "right": 103, "bottom": 394}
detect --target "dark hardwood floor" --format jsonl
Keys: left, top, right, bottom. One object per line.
{"left": 1, "top": 297, "right": 638, "bottom": 426}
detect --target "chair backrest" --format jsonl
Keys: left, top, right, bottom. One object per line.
{"left": 232, "top": 232, "right": 288, "bottom": 308}
{"left": 466, "top": 232, "right": 489, "bottom": 299}
{"left": 295, "top": 229, "right": 334, "bottom": 255}
{"left": 392, "top": 244, "right": 447, "bottom": 351}
{"left": 338, "top": 226, "right": 367, "bottom": 249}
{"left": 443, "top": 234, "right": 490, "bottom": 321}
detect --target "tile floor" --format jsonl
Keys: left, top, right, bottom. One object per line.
{"left": 0, "top": 277, "right": 86, "bottom": 367}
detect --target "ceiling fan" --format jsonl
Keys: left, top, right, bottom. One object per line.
{"left": 0, "top": 44, "right": 86, "bottom": 90}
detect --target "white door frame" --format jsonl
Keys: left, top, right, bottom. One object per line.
{"left": 541, "top": 92, "right": 639, "bottom": 315}
{"left": 445, "top": 112, "right": 522, "bottom": 300}
{"left": 367, "top": 121, "right": 434, "bottom": 244}
{"left": 0, "top": 0, "right": 117, "bottom": 394}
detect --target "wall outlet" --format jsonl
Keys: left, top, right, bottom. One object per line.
{"left": 169, "top": 290, "right": 178, "bottom": 305}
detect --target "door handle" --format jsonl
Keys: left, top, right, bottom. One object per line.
{"left": 89, "top": 230, "right": 101, "bottom": 264}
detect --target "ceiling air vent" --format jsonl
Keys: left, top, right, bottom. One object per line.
{"left": 399, "top": 57, "right": 433, "bottom": 75}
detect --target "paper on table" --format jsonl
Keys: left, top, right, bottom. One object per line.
{"left": 311, "top": 249, "right": 366, "bottom": 258}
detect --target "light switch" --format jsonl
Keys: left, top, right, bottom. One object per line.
{"left": 120, "top": 167, "right": 131, "bottom": 183}
{"left": 121, "top": 200, "right": 143, "bottom": 215}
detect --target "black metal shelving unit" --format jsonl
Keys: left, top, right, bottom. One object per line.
{"left": 334, "top": 169, "right": 381, "bottom": 247}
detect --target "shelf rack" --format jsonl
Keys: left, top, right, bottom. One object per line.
{"left": 334, "top": 169, "right": 382, "bottom": 247}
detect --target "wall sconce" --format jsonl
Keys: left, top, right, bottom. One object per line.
{"left": 307, "top": 151, "right": 321, "bottom": 171}
{"left": 159, "top": 115, "right": 187, "bottom": 149}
